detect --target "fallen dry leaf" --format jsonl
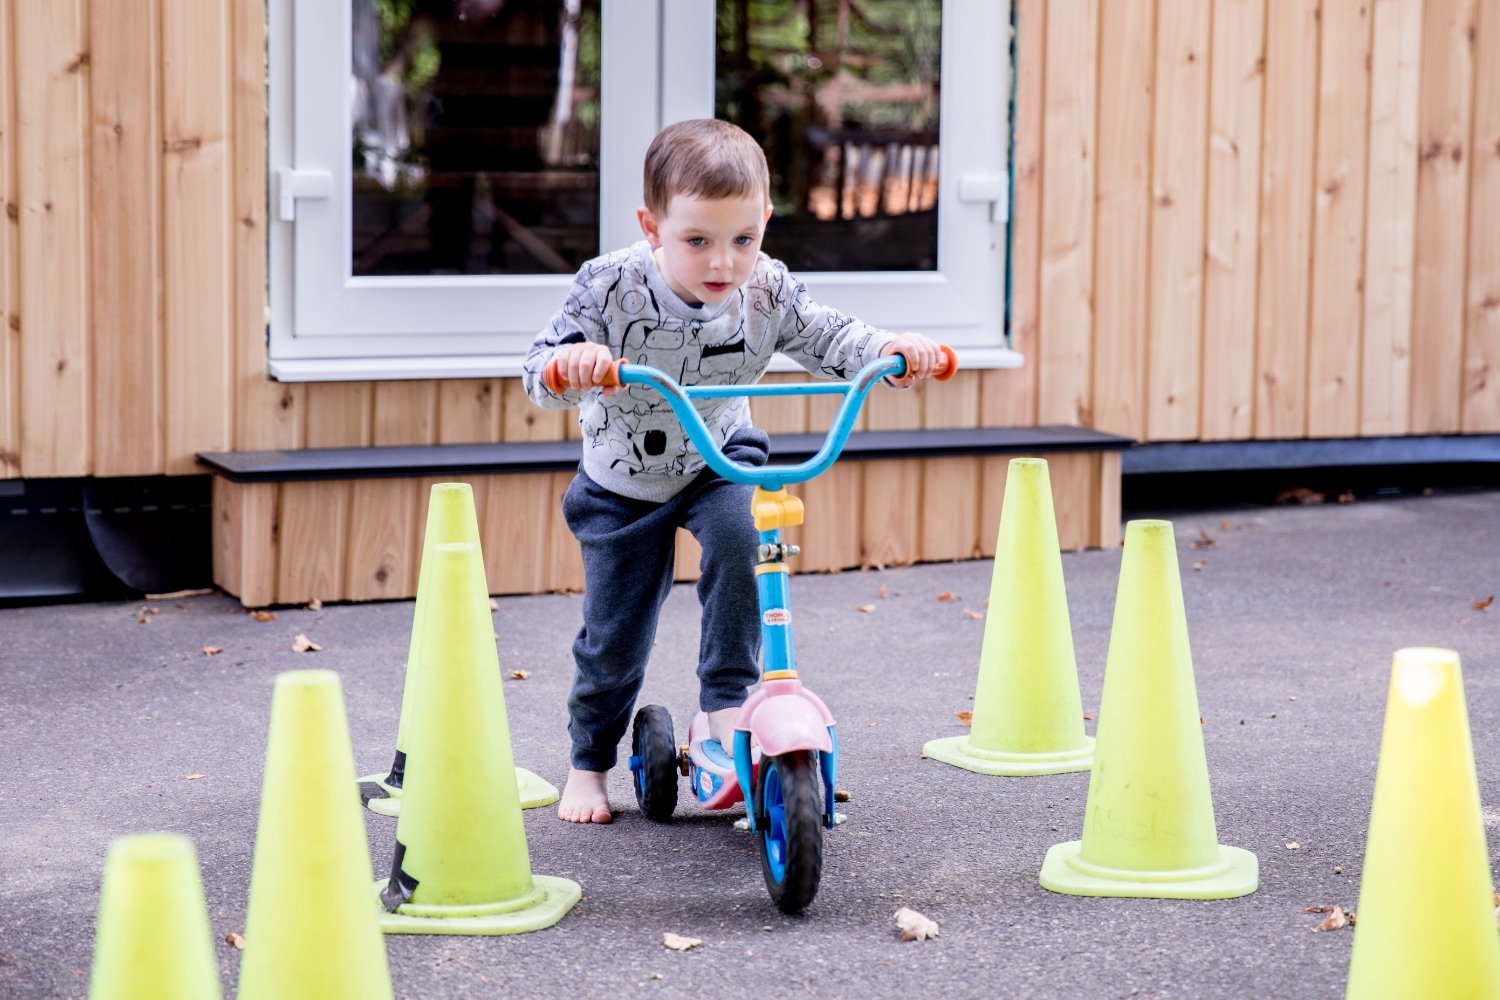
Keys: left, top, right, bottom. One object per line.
{"left": 202, "top": 646, "right": 223, "bottom": 656}
{"left": 1474, "top": 596, "right": 1495, "bottom": 612}
{"left": 225, "top": 932, "right": 245, "bottom": 950}
{"left": 650, "top": 972, "right": 663, "bottom": 981}
{"left": 292, "top": 634, "right": 322, "bottom": 653}
{"left": 1313, "top": 905, "right": 1351, "bottom": 932}
{"left": 1336, "top": 491, "right": 1356, "bottom": 504}
{"left": 856, "top": 604, "right": 876, "bottom": 613}
{"left": 963, "top": 608, "right": 985, "bottom": 620}
{"left": 955, "top": 711, "right": 973, "bottom": 726}
{"left": 1200, "top": 716, "right": 1207, "bottom": 725}
{"left": 1189, "top": 529, "right": 1218, "bottom": 550}
{"left": 1193, "top": 557, "right": 1208, "bottom": 572}
{"left": 490, "top": 598, "right": 500, "bottom": 611}
{"left": 1285, "top": 841, "right": 1301, "bottom": 850}
{"left": 662, "top": 933, "right": 701, "bottom": 952}
{"left": 1276, "top": 486, "right": 1325, "bottom": 506}
{"left": 1083, "top": 713, "right": 1095, "bottom": 721}
{"left": 834, "top": 789, "right": 851, "bottom": 802}
{"left": 146, "top": 588, "right": 213, "bottom": 601}
{"left": 935, "top": 591, "right": 955, "bottom": 602}
{"left": 306, "top": 599, "right": 323, "bottom": 611}
{"left": 185, "top": 774, "right": 205, "bottom": 781}
{"left": 1221, "top": 518, "right": 1231, "bottom": 531}
{"left": 894, "top": 906, "right": 940, "bottom": 942}
{"left": 878, "top": 585, "right": 889, "bottom": 599}
{"left": 251, "top": 610, "right": 276, "bottom": 622}
{"left": 137, "top": 617, "right": 151, "bottom": 624}
{"left": 509, "top": 669, "right": 530, "bottom": 680}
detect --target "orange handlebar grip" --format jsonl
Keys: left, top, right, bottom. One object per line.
{"left": 543, "top": 356, "right": 623, "bottom": 394}
{"left": 934, "top": 344, "right": 958, "bottom": 381}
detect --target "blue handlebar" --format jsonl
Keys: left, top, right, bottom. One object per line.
{"left": 618, "top": 354, "right": 910, "bottom": 488}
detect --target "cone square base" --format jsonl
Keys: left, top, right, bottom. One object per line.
{"left": 374, "top": 875, "right": 580, "bottom": 936}
{"left": 1039, "top": 841, "right": 1258, "bottom": 899}
{"left": 923, "top": 735, "right": 1094, "bottom": 776}
{"left": 358, "top": 767, "right": 560, "bottom": 817}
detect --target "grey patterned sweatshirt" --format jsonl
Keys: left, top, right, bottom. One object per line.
{"left": 523, "top": 241, "right": 895, "bottom": 503}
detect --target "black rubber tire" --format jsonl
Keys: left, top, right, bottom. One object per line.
{"left": 756, "top": 750, "right": 824, "bottom": 914}
{"left": 631, "top": 705, "right": 679, "bottom": 822}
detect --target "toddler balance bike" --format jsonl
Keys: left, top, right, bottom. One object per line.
{"left": 545, "top": 346, "right": 955, "bottom": 913}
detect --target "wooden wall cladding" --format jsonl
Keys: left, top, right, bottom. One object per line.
{"left": 2, "top": 0, "right": 1499, "bottom": 485}
{"left": 211, "top": 450, "right": 1121, "bottom": 607}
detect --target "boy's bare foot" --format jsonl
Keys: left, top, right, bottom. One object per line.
{"left": 707, "top": 706, "right": 742, "bottom": 749}
{"left": 557, "top": 768, "right": 612, "bottom": 824}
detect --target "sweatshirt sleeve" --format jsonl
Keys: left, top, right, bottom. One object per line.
{"left": 521, "top": 269, "right": 611, "bottom": 409}
{"left": 769, "top": 262, "right": 897, "bottom": 381}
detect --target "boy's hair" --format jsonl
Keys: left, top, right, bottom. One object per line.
{"left": 643, "top": 119, "right": 771, "bottom": 215}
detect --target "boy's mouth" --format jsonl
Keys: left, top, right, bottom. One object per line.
{"left": 702, "top": 281, "right": 731, "bottom": 293}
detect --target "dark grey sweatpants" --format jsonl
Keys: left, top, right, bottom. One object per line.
{"left": 561, "top": 429, "right": 769, "bottom": 772}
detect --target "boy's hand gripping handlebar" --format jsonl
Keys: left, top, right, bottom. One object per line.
{"left": 541, "top": 345, "right": 957, "bottom": 488}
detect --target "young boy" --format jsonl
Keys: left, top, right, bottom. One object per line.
{"left": 523, "top": 119, "right": 945, "bottom": 824}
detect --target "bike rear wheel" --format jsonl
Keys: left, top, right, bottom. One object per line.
{"left": 756, "top": 750, "right": 823, "bottom": 914}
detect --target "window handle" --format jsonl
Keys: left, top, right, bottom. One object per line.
{"left": 275, "top": 168, "right": 333, "bottom": 222}
{"left": 958, "top": 172, "right": 1009, "bottom": 224}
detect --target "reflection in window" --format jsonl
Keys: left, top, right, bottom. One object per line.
{"left": 715, "top": 0, "right": 941, "bottom": 272}
{"left": 351, "top": 0, "right": 601, "bottom": 276}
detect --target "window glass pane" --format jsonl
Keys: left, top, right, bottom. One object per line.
{"left": 715, "top": 0, "right": 941, "bottom": 272}
{"left": 351, "top": 0, "right": 601, "bottom": 276}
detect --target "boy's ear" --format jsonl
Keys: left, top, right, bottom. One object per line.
{"left": 637, "top": 207, "right": 661, "bottom": 247}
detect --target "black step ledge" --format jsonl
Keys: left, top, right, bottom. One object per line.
{"left": 197, "top": 425, "right": 1132, "bottom": 484}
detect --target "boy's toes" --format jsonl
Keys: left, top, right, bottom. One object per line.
{"left": 591, "top": 804, "right": 613, "bottom": 824}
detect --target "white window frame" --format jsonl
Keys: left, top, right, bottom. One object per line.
{"left": 266, "top": 0, "right": 1020, "bottom": 381}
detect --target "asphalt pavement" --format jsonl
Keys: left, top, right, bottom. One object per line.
{"left": 2, "top": 487, "right": 1498, "bottom": 999}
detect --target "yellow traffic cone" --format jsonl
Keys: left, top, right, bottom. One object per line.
{"left": 359, "top": 481, "right": 558, "bottom": 815}
{"left": 89, "top": 834, "right": 222, "bottom": 1000}
{"left": 1345, "top": 648, "right": 1500, "bottom": 998}
{"left": 924, "top": 457, "right": 1094, "bottom": 775}
{"left": 238, "top": 670, "right": 393, "bottom": 1000}
{"left": 376, "top": 540, "right": 580, "bottom": 935}
{"left": 1039, "top": 519, "right": 1256, "bottom": 899}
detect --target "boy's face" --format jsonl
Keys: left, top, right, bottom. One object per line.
{"left": 638, "top": 193, "right": 773, "bottom": 305}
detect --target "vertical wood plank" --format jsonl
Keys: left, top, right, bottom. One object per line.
{"left": 981, "top": 0, "right": 1046, "bottom": 428}
{"left": 15, "top": 0, "right": 90, "bottom": 477}
{"left": 89, "top": 0, "right": 161, "bottom": 475}
{"left": 234, "top": 479, "right": 279, "bottom": 605}
{"left": 1090, "top": 0, "right": 1155, "bottom": 441}
{"left": 1462, "top": 0, "right": 1500, "bottom": 430}
{"left": 275, "top": 480, "right": 350, "bottom": 604}
{"left": 796, "top": 461, "right": 861, "bottom": 572}
{"left": 1037, "top": 0, "right": 1100, "bottom": 427}
{"left": 437, "top": 378, "right": 501, "bottom": 443}
{"left": 1361, "top": 0, "right": 1423, "bottom": 435}
{"left": 1046, "top": 451, "right": 1098, "bottom": 551}
{"left": 501, "top": 377, "right": 568, "bottom": 440}
{"left": 1146, "top": 0, "right": 1211, "bottom": 441}
{"left": 1254, "top": 0, "right": 1320, "bottom": 438}
{"left": 1096, "top": 450, "right": 1122, "bottom": 548}
{"left": 1201, "top": 0, "right": 1266, "bottom": 441}
{"left": 212, "top": 475, "right": 243, "bottom": 595}
{"left": 859, "top": 459, "right": 918, "bottom": 568}
{"left": 161, "top": 0, "right": 233, "bottom": 473}
{"left": 304, "top": 382, "right": 373, "bottom": 447}
{"left": 0, "top": 0, "right": 18, "bottom": 477}
{"left": 233, "top": 0, "right": 301, "bottom": 452}
{"left": 345, "top": 478, "right": 419, "bottom": 600}
{"left": 373, "top": 381, "right": 438, "bottom": 445}
{"left": 482, "top": 473, "right": 554, "bottom": 595}
{"left": 922, "top": 369, "right": 979, "bottom": 429}
{"left": 1307, "top": 0, "right": 1374, "bottom": 438}
{"left": 918, "top": 457, "right": 980, "bottom": 561}
{"left": 749, "top": 372, "right": 810, "bottom": 434}
{"left": 546, "top": 470, "right": 585, "bottom": 591}
{"left": 1409, "top": 0, "right": 1476, "bottom": 433}
{"left": 673, "top": 528, "right": 702, "bottom": 583}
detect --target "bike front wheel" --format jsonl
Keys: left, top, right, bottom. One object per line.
{"left": 756, "top": 750, "right": 824, "bottom": 914}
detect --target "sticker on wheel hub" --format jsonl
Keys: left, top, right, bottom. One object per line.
{"left": 763, "top": 608, "right": 791, "bottom": 626}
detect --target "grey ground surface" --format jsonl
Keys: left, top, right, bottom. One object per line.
{"left": 2, "top": 488, "right": 1499, "bottom": 999}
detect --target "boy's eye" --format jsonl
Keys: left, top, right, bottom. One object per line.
{"left": 687, "top": 237, "right": 706, "bottom": 246}
{"left": 734, "top": 235, "right": 753, "bottom": 245}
